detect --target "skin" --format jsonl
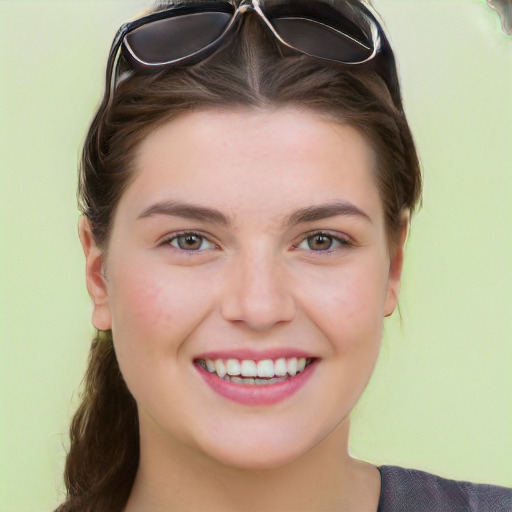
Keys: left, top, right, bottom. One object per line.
{"left": 80, "top": 107, "right": 407, "bottom": 511}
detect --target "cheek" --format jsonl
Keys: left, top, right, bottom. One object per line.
{"left": 107, "top": 260, "right": 217, "bottom": 351}
{"left": 109, "top": 269, "right": 175, "bottom": 335}
{"left": 296, "top": 259, "right": 389, "bottom": 351}
{"left": 106, "top": 262, "right": 218, "bottom": 413}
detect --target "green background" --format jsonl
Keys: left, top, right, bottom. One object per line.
{"left": 1, "top": 1, "right": 510, "bottom": 510}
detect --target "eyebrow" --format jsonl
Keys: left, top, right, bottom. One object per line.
{"left": 284, "top": 201, "right": 372, "bottom": 226}
{"left": 137, "top": 200, "right": 371, "bottom": 227}
{"left": 137, "top": 200, "right": 233, "bottom": 227}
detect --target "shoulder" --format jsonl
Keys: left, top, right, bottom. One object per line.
{"left": 378, "top": 465, "right": 512, "bottom": 512}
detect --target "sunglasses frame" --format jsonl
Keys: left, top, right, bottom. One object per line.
{"left": 101, "top": 0, "right": 400, "bottom": 110}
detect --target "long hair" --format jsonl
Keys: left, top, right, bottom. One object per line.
{"left": 57, "top": 5, "right": 421, "bottom": 511}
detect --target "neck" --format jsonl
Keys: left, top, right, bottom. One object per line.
{"left": 125, "top": 417, "right": 381, "bottom": 512}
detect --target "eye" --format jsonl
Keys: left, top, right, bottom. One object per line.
{"left": 296, "top": 232, "right": 350, "bottom": 252}
{"left": 164, "top": 232, "right": 217, "bottom": 252}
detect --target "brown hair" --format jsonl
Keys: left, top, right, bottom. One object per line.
{"left": 57, "top": 6, "right": 421, "bottom": 511}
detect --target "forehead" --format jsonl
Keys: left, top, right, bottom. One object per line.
{"left": 119, "top": 107, "right": 383, "bottom": 227}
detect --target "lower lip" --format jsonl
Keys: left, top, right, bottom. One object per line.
{"left": 195, "top": 360, "right": 318, "bottom": 406}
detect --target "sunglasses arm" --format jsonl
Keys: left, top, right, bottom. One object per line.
{"left": 102, "top": 23, "right": 130, "bottom": 111}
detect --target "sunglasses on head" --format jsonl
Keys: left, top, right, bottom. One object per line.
{"left": 103, "top": 0, "right": 400, "bottom": 107}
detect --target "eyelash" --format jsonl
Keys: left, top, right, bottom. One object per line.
{"left": 293, "top": 231, "right": 353, "bottom": 254}
{"left": 159, "top": 231, "right": 218, "bottom": 252}
{"left": 159, "top": 230, "right": 352, "bottom": 254}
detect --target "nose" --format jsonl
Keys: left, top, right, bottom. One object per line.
{"left": 220, "top": 250, "right": 296, "bottom": 331}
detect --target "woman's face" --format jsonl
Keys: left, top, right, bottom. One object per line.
{"left": 82, "top": 107, "right": 404, "bottom": 470}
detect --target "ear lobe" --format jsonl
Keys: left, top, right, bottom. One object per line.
{"left": 383, "top": 215, "right": 409, "bottom": 317}
{"left": 78, "top": 216, "right": 112, "bottom": 330}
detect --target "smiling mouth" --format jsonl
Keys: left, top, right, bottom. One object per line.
{"left": 195, "top": 357, "right": 315, "bottom": 385}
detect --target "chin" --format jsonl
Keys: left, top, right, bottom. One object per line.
{"left": 207, "top": 445, "right": 302, "bottom": 472}
{"left": 196, "top": 424, "right": 322, "bottom": 472}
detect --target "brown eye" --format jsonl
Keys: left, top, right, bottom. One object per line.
{"left": 177, "top": 234, "right": 202, "bottom": 250}
{"left": 168, "top": 233, "right": 216, "bottom": 251}
{"left": 307, "top": 234, "right": 334, "bottom": 251}
{"left": 296, "top": 232, "right": 350, "bottom": 253}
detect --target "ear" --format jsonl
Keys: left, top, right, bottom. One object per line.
{"left": 383, "top": 213, "right": 409, "bottom": 317}
{"left": 78, "top": 216, "right": 112, "bottom": 330}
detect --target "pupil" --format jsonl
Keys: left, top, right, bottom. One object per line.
{"left": 309, "top": 235, "right": 332, "bottom": 251}
{"left": 179, "top": 235, "right": 201, "bottom": 250}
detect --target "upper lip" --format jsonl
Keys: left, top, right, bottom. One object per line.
{"left": 194, "top": 348, "right": 317, "bottom": 361}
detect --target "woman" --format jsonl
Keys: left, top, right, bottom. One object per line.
{"left": 56, "top": 1, "right": 511, "bottom": 511}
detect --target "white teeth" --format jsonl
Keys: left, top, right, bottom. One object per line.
{"left": 256, "top": 377, "right": 281, "bottom": 385}
{"left": 256, "top": 359, "right": 274, "bottom": 378}
{"left": 201, "top": 356, "right": 312, "bottom": 382}
{"left": 214, "top": 359, "right": 226, "bottom": 378}
{"left": 227, "top": 376, "right": 282, "bottom": 385}
{"left": 226, "top": 359, "right": 241, "bottom": 376}
{"left": 274, "top": 358, "right": 287, "bottom": 376}
{"left": 287, "top": 358, "right": 298, "bottom": 376}
{"left": 230, "top": 376, "right": 254, "bottom": 385}
{"left": 240, "top": 360, "right": 258, "bottom": 377}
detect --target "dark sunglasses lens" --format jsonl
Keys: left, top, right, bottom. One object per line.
{"left": 124, "top": 11, "right": 233, "bottom": 67}
{"left": 271, "top": 17, "right": 374, "bottom": 62}
{"left": 262, "top": 0, "right": 377, "bottom": 63}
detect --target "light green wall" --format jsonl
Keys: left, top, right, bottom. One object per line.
{"left": 0, "top": 1, "right": 510, "bottom": 510}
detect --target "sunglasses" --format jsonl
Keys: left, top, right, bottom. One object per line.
{"left": 103, "top": 0, "right": 400, "bottom": 107}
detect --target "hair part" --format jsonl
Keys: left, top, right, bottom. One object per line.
{"left": 59, "top": 11, "right": 421, "bottom": 511}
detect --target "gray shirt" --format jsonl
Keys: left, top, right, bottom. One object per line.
{"left": 377, "top": 466, "right": 512, "bottom": 511}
